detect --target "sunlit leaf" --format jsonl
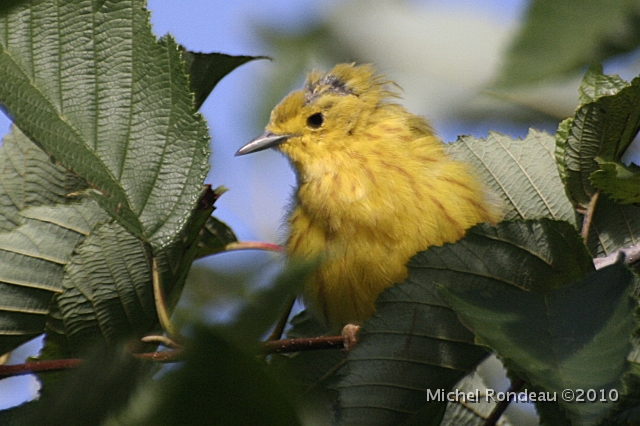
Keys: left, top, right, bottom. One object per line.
{"left": 0, "top": 0, "right": 210, "bottom": 249}
{"left": 590, "top": 159, "right": 640, "bottom": 204}
{"left": 56, "top": 222, "right": 155, "bottom": 350}
{"left": 579, "top": 65, "right": 629, "bottom": 104}
{"left": 556, "top": 68, "right": 640, "bottom": 207}
{"left": 448, "top": 130, "right": 575, "bottom": 225}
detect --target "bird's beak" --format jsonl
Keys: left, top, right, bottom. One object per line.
{"left": 235, "top": 131, "right": 291, "bottom": 156}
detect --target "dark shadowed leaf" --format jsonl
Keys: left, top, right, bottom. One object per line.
{"left": 337, "top": 220, "right": 592, "bottom": 425}
{"left": 146, "top": 325, "right": 302, "bottom": 426}
{"left": 588, "top": 194, "right": 640, "bottom": 257}
{"left": 269, "top": 310, "right": 345, "bottom": 424}
{"left": 181, "top": 50, "right": 269, "bottom": 110}
{"left": 441, "top": 261, "right": 635, "bottom": 425}
{"left": 27, "top": 345, "right": 147, "bottom": 426}
{"left": 195, "top": 216, "right": 238, "bottom": 258}
{"left": 233, "top": 258, "right": 318, "bottom": 344}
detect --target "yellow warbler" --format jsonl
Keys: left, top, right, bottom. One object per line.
{"left": 237, "top": 63, "right": 500, "bottom": 330}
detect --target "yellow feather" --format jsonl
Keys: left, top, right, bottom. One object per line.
{"left": 239, "top": 63, "right": 501, "bottom": 330}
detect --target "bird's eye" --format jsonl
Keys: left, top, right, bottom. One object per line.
{"left": 306, "top": 112, "right": 324, "bottom": 129}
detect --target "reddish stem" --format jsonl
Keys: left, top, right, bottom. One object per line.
{"left": 0, "top": 335, "right": 344, "bottom": 379}
{"left": 224, "top": 241, "right": 284, "bottom": 253}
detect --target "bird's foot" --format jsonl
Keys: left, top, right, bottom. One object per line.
{"left": 341, "top": 324, "right": 361, "bottom": 351}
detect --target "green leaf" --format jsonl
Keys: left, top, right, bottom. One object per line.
{"left": 0, "top": 126, "right": 87, "bottom": 232}
{"left": 579, "top": 65, "right": 629, "bottom": 104}
{"left": 145, "top": 325, "right": 302, "bottom": 426}
{"left": 603, "top": 357, "right": 640, "bottom": 424}
{"left": 232, "top": 258, "right": 318, "bottom": 344}
{"left": 0, "top": 1, "right": 233, "bottom": 355}
{"left": 268, "top": 310, "right": 344, "bottom": 422}
{"left": 195, "top": 216, "right": 238, "bottom": 258}
{"left": 591, "top": 159, "right": 640, "bottom": 204}
{"left": 55, "top": 222, "right": 156, "bottom": 350}
{"left": 336, "top": 266, "right": 487, "bottom": 424}
{"left": 440, "top": 261, "right": 635, "bottom": 425}
{"left": 0, "top": 200, "right": 107, "bottom": 354}
{"left": 22, "top": 345, "right": 147, "bottom": 426}
{"left": 337, "top": 220, "right": 592, "bottom": 425}
{"left": 152, "top": 185, "right": 218, "bottom": 316}
{"left": 447, "top": 130, "right": 576, "bottom": 225}
{"left": 495, "top": 0, "right": 640, "bottom": 87}
{"left": 53, "top": 185, "right": 214, "bottom": 353}
{"left": 588, "top": 194, "right": 640, "bottom": 257}
{"left": 555, "top": 117, "right": 572, "bottom": 189}
{"left": 0, "top": 124, "right": 106, "bottom": 354}
{"left": 181, "top": 50, "right": 268, "bottom": 110}
{"left": 0, "top": 0, "right": 210, "bottom": 249}
{"left": 556, "top": 69, "right": 640, "bottom": 207}
{"left": 417, "top": 219, "right": 592, "bottom": 295}
{"left": 29, "top": 329, "right": 72, "bottom": 394}
{"left": 0, "top": 0, "right": 28, "bottom": 16}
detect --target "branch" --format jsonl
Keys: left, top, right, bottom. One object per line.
{"left": 0, "top": 335, "right": 344, "bottom": 379}
{"left": 581, "top": 190, "right": 600, "bottom": 244}
{"left": 261, "top": 335, "right": 344, "bottom": 354}
{"left": 593, "top": 242, "right": 640, "bottom": 269}
{"left": 0, "top": 349, "right": 184, "bottom": 379}
{"left": 0, "top": 358, "right": 82, "bottom": 379}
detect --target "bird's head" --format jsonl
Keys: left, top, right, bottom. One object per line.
{"left": 236, "top": 63, "right": 399, "bottom": 166}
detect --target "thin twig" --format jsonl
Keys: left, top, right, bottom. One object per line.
{"left": 261, "top": 335, "right": 344, "bottom": 354}
{"left": 0, "top": 334, "right": 346, "bottom": 379}
{"left": 483, "top": 378, "right": 525, "bottom": 426}
{"left": 266, "top": 296, "right": 296, "bottom": 341}
{"left": 0, "top": 348, "right": 185, "bottom": 379}
{"left": 581, "top": 190, "right": 600, "bottom": 244}
{"left": 135, "top": 349, "right": 184, "bottom": 363}
{"left": 0, "top": 358, "right": 82, "bottom": 379}
{"left": 224, "top": 241, "right": 284, "bottom": 253}
{"left": 141, "top": 335, "right": 182, "bottom": 349}
{"left": 151, "top": 257, "right": 180, "bottom": 340}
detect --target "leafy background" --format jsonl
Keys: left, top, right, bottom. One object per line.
{"left": 2, "top": 0, "right": 640, "bottom": 425}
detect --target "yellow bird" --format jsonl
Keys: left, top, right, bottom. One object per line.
{"left": 237, "top": 63, "right": 500, "bottom": 331}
